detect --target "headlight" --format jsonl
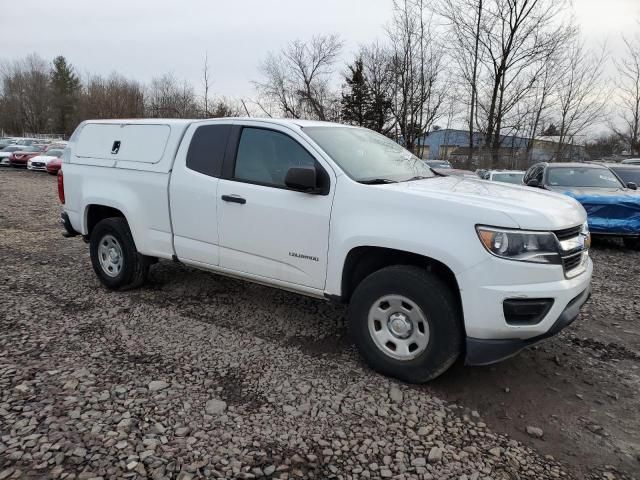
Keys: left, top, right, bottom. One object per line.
{"left": 581, "top": 222, "right": 591, "bottom": 250}
{"left": 476, "top": 226, "right": 561, "bottom": 264}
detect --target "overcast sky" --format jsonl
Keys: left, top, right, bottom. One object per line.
{"left": 2, "top": 0, "right": 639, "bottom": 101}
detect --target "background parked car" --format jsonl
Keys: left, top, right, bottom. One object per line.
{"left": 486, "top": 170, "right": 525, "bottom": 184}
{"left": 424, "top": 159, "right": 452, "bottom": 169}
{"left": 621, "top": 158, "right": 640, "bottom": 165}
{"left": 9, "top": 146, "right": 44, "bottom": 168}
{"left": 0, "top": 145, "right": 29, "bottom": 166}
{"left": 0, "top": 138, "right": 16, "bottom": 149}
{"left": 46, "top": 157, "right": 62, "bottom": 175}
{"left": 27, "top": 148, "right": 64, "bottom": 172}
{"left": 523, "top": 162, "right": 640, "bottom": 249}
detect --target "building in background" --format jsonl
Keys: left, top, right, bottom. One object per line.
{"left": 415, "top": 128, "right": 588, "bottom": 169}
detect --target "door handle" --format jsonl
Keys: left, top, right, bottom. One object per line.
{"left": 221, "top": 194, "right": 246, "bottom": 205}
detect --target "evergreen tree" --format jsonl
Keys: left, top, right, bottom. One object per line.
{"left": 367, "top": 88, "right": 393, "bottom": 134}
{"left": 341, "top": 58, "right": 371, "bottom": 127}
{"left": 542, "top": 123, "right": 559, "bottom": 136}
{"left": 50, "top": 56, "right": 81, "bottom": 135}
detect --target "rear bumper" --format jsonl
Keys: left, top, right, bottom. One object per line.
{"left": 61, "top": 212, "right": 80, "bottom": 238}
{"left": 465, "top": 286, "right": 591, "bottom": 365}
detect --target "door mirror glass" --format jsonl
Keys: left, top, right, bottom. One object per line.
{"left": 526, "top": 179, "right": 540, "bottom": 188}
{"left": 285, "top": 166, "right": 318, "bottom": 192}
{"left": 627, "top": 182, "right": 638, "bottom": 190}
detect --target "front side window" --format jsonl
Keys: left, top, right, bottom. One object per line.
{"left": 611, "top": 167, "right": 640, "bottom": 185}
{"left": 547, "top": 167, "right": 623, "bottom": 188}
{"left": 234, "top": 128, "right": 316, "bottom": 187}
{"left": 304, "top": 126, "right": 435, "bottom": 183}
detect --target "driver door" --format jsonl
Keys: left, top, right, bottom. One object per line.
{"left": 216, "top": 125, "right": 334, "bottom": 290}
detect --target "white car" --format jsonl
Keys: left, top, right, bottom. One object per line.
{"left": 27, "top": 149, "right": 64, "bottom": 171}
{"left": 0, "top": 145, "right": 30, "bottom": 166}
{"left": 59, "top": 119, "right": 592, "bottom": 383}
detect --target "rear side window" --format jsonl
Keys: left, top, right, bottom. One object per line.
{"left": 186, "top": 124, "right": 231, "bottom": 177}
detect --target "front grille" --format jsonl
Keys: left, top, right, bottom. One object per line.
{"left": 562, "top": 252, "right": 583, "bottom": 272}
{"left": 32, "top": 162, "right": 44, "bottom": 167}
{"left": 554, "top": 225, "right": 586, "bottom": 276}
{"left": 554, "top": 225, "right": 581, "bottom": 241}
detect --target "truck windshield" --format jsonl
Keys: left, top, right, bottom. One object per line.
{"left": 547, "top": 167, "right": 623, "bottom": 189}
{"left": 304, "top": 126, "right": 435, "bottom": 183}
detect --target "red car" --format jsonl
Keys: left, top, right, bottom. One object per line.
{"left": 47, "top": 157, "right": 62, "bottom": 175}
{"left": 9, "top": 146, "right": 43, "bottom": 167}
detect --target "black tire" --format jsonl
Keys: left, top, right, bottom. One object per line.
{"left": 348, "top": 265, "right": 463, "bottom": 383}
{"left": 623, "top": 237, "right": 640, "bottom": 250}
{"left": 89, "top": 217, "right": 151, "bottom": 290}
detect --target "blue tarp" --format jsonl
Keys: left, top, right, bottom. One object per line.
{"left": 563, "top": 192, "right": 640, "bottom": 235}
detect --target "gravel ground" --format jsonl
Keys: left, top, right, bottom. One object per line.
{"left": 0, "top": 168, "right": 638, "bottom": 480}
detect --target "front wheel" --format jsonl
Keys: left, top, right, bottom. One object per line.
{"left": 348, "top": 265, "right": 463, "bottom": 383}
{"left": 89, "top": 217, "right": 151, "bottom": 290}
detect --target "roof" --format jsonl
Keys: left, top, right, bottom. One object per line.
{"left": 81, "top": 117, "right": 349, "bottom": 128}
{"left": 544, "top": 162, "right": 607, "bottom": 168}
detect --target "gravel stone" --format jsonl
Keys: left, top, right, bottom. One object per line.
{"left": 428, "top": 447, "right": 443, "bottom": 463}
{"left": 204, "top": 398, "right": 227, "bottom": 415}
{"left": 526, "top": 426, "right": 544, "bottom": 438}
{"left": 148, "top": 380, "right": 169, "bottom": 392}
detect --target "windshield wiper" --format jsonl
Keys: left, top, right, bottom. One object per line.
{"left": 405, "top": 175, "right": 432, "bottom": 182}
{"left": 358, "top": 178, "right": 398, "bottom": 185}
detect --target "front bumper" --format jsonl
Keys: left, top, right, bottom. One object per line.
{"left": 28, "top": 164, "right": 47, "bottom": 171}
{"left": 465, "top": 286, "right": 591, "bottom": 365}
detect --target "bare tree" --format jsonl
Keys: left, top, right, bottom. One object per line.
{"left": 146, "top": 73, "right": 199, "bottom": 118}
{"left": 553, "top": 39, "right": 608, "bottom": 160}
{"left": 439, "top": 0, "right": 484, "bottom": 166}
{"left": 613, "top": 33, "right": 640, "bottom": 155}
{"left": 202, "top": 52, "right": 212, "bottom": 117}
{"left": 255, "top": 34, "right": 343, "bottom": 120}
{"left": 0, "top": 54, "right": 52, "bottom": 134}
{"left": 476, "top": 0, "right": 571, "bottom": 166}
{"left": 79, "top": 73, "right": 144, "bottom": 120}
{"left": 387, "top": 0, "right": 447, "bottom": 152}
{"left": 360, "top": 42, "right": 395, "bottom": 134}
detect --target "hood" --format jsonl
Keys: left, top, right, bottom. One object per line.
{"left": 548, "top": 187, "right": 640, "bottom": 235}
{"left": 380, "top": 176, "right": 586, "bottom": 230}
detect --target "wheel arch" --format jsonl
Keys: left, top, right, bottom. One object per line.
{"left": 85, "top": 204, "right": 126, "bottom": 237}
{"left": 339, "top": 246, "right": 463, "bottom": 320}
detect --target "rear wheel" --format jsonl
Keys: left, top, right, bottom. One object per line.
{"left": 623, "top": 237, "right": 640, "bottom": 250}
{"left": 89, "top": 217, "right": 151, "bottom": 290}
{"left": 348, "top": 265, "right": 463, "bottom": 383}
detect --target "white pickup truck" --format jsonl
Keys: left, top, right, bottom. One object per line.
{"left": 59, "top": 118, "right": 593, "bottom": 383}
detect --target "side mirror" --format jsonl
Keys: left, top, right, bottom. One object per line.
{"left": 285, "top": 166, "right": 319, "bottom": 193}
{"left": 627, "top": 182, "right": 637, "bottom": 190}
{"left": 526, "top": 179, "right": 540, "bottom": 188}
